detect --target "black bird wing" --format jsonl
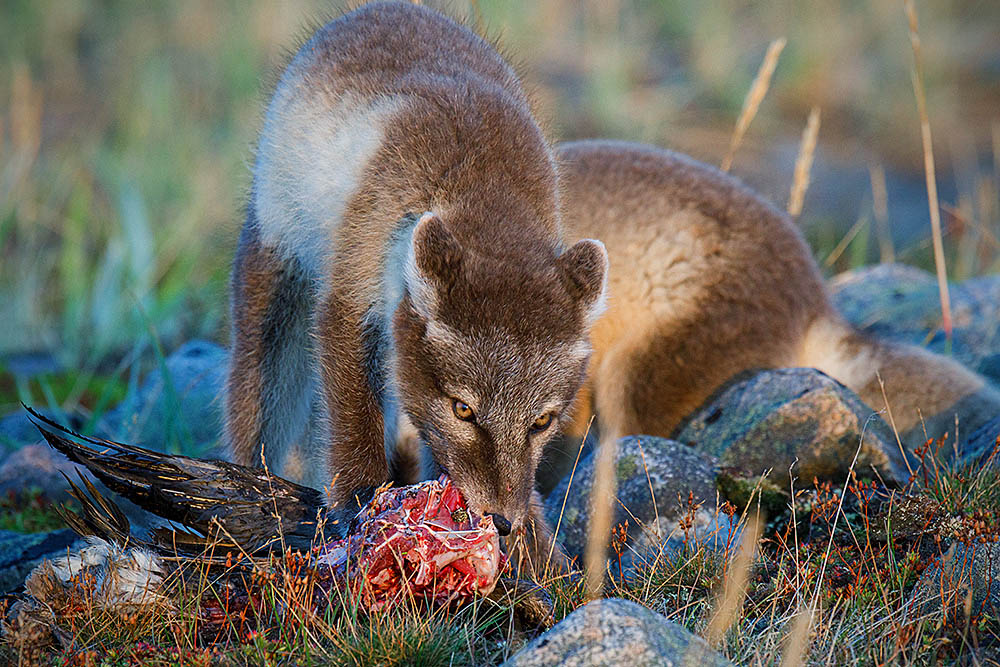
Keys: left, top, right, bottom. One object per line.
{"left": 25, "top": 406, "right": 330, "bottom": 554}
{"left": 57, "top": 470, "right": 134, "bottom": 547}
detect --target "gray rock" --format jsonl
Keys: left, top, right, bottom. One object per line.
{"left": 1, "top": 351, "right": 62, "bottom": 378}
{"left": 0, "top": 409, "right": 84, "bottom": 453}
{"left": 502, "top": 598, "right": 732, "bottom": 667}
{"left": 0, "top": 442, "right": 90, "bottom": 501}
{"left": 537, "top": 431, "right": 597, "bottom": 498}
{"left": 544, "top": 436, "right": 729, "bottom": 567}
{"left": 674, "top": 368, "right": 908, "bottom": 485}
{"left": 830, "top": 264, "right": 1000, "bottom": 386}
{"left": 99, "top": 340, "right": 228, "bottom": 455}
{"left": 962, "top": 416, "right": 1000, "bottom": 466}
{"left": 0, "top": 434, "right": 163, "bottom": 535}
{"left": 0, "top": 413, "right": 40, "bottom": 453}
{"left": 910, "top": 541, "right": 1000, "bottom": 621}
{"left": 0, "top": 529, "right": 81, "bottom": 593}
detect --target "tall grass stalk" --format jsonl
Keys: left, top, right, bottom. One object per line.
{"left": 705, "top": 513, "right": 761, "bottom": 646}
{"left": 904, "top": 0, "right": 952, "bottom": 343}
{"left": 721, "top": 37, "right": 786, "bottom": 173}
{"left": 788, "top": 107, "right": 821, "bottom": 218}
{"left": 584, "top": 431, "right": 619, "bottom": 599}
{"left": 869, "top": 164, "right": 895, "bottom": 263}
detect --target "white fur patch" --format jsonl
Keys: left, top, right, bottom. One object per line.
{"left": 402, "top": 212, "right": 440, "bottom": 319}
{"left": 43, "top": 537, "right": 167, "bottom": 607}
{"left": 569, "top": 339, "right": 593, "bottom": 363}
{"left": 798, "top": 318, "right": 876, "bottom": 390}
{"left": 580, "top": 238, "right": 609, "bottom": 325}
{"left": 255, "top": 87, "right": 401, "bottom": 280}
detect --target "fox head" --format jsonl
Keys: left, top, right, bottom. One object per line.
{"left": 392, "top": 212, "right": 607, "bottom": 536}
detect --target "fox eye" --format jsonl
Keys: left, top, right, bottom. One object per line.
{"left": 452, "top": 399, "right": 476, "bottom": 423}
{"left": 531, "top": 413, "right": 553, "bottom": 432}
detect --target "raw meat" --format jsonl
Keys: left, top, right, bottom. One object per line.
{"left": 317, "top": 476, "right": 507, "bottom": 610}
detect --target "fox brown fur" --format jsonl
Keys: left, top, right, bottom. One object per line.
{"left": 226, "top": 1, "right": 607, "bottom": 569}
{"left": 556, "top": 140, "right": 999, "bottom": 450}
{"left": 227, "top": 2, "right": 999, "bottom": 571}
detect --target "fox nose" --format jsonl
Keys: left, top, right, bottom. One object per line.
{"left": 488, "top": 513, "right": 512, "bottom": 536}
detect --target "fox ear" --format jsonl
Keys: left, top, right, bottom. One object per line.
{"left": 558, "top": 238, "right": 608, "bottom": 324}
{"left": 405, "top": 212, "right": 463, "bottom": 317}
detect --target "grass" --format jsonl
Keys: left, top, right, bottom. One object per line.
{"left": 2, "top": 0, "right": 999, "bottom": 390}
{"left": 1, "top": 1, "right": 999, "bottom": 665}
{"left": 0, "top": 488, "right": 75, "bottom": 533}
{"left": 2, "top": 439, "right": 998, "bottom": 665}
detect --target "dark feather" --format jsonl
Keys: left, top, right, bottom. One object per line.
{"left": 25, "top": 405, "right": 329, "bottom": 554}
{"left": 57, "top": 471, "right": 133, "bottom": 546}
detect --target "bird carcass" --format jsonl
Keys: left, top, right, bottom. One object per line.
{"left": 317, "top": 476, "right": 507, "bottom": 610}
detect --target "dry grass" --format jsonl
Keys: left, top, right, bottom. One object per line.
{"left": 904, "top": 0, "right": 953, "bottom": 342}
{"left": 2, "top": 2, "right": 1000, "bottom": 665}
{"left": 787, "top": 107, "right": 821, "bottom": 218}
{"left": 2, "top": 432, "right": 999, "bottom": 665}
{"left": 584, "top": 431, "right": 620, "bottom": 599}
{"left": 705, "top": 514, "right": 762, "bottom": 647}
{"left": 869, "top": 164, "right": 894, "bottom": 264}
{"left": 721, "top": 37, "right": 786, "bottom": 173}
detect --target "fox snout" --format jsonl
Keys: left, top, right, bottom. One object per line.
{"left": 465, "top": 497, "right": 526, "bottom": 538}
{"left": 486, "top": 512, "right": 512, "bottom": 536}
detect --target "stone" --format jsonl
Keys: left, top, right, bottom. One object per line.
{"left": 0, "top": 529, "right": 81, "bottom": 593}
{"left": 0, "top": 351, "right": 62, "bottom": 378}
{"left": 0, "top": 442, "right": 91, "bottom": 501}
{"left": 830, "top": 265, "right": 1000, "bottom": 459}
{"left": 674, "top": 368, "right": 908, "bottom": 485}
{"left": 0, "top": 409, "right": 84, "bottom": 453}
{"left": 830, "top": 264, "right": 1000, "bottom": 386}
{"left": 0, "top": 440, "right": 160, "bottom": 544}
{"left": 0, "top": 413, "right": 40, "bottom": 453}
{"left": 910, "top": 541, "right": 1000, "bottom": 621}
{"left": 544, "top": 436, "right": 730, "bottom": 568}
{"left": 961, "top": 416, "right": 1000, "bottom": 466}
{"left": 98, "top": 340, "right": 228, "bottom": 456}
{"left": 502, "top": 598, "right": 733, "bottom": 667}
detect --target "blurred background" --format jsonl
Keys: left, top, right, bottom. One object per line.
{"left": 1, "top": 0, "right": 998, "bottom": 426}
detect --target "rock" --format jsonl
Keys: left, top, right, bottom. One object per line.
{"left": 0, "top": 432, "right": 164, "bottom": 532}
{"left": 0, "top": 351, "right": 62, "bottom": 378}
{"left": 0, "top": 413, "right": 40, "bottom": 453}
{"left": 544, "top": 436, "right": 730, "bottom": 568}
{"left": 0, "top": 443, "right": 91, "bottom": 501}
{"left": 0, "top": 409, "right": 84, "bottom": 453}
{"left": 0, "top": 529, "right": 81, "bottom": 593}
{"left": 537, "top": 432, "right": 597, "bottom": 498}
{"left": 961, "top": 416, "right": 1000, "bottom": 466}
{"left": 502, "top": 598, "right": 732, "bottom": 667}
{"left": 99, "top": 340, "right": 228, "bottom": 455}
{"left": 830, "top": 264, "right": 1000, "bottom": 386}
{"left": 674, "top": 368, "right": 908, "bottom": 485}
{"left": 910, "top": 541, "right": 1000, "bottom": 620}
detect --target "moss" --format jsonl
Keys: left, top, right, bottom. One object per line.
{"left": 715, "top": 470, "right": 788, "bottom": 519}
{"left": 0, "top": 488, "right": 75, "bottom": 533}
{"left": 616, "top": 454, "right": 639, "bottom": 480}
